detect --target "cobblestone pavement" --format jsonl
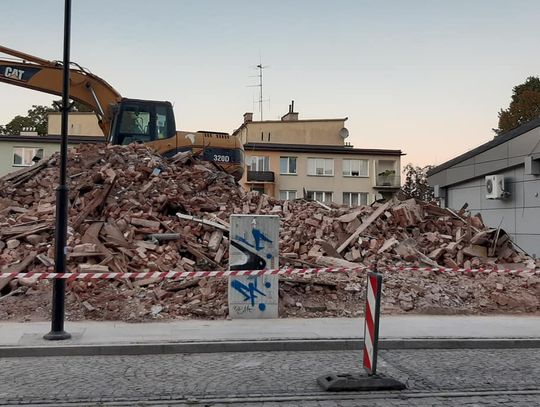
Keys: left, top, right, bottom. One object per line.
{"left": 0, "top": 349, "right": 538, "bottom": 406}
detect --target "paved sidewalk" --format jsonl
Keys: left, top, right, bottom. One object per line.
{"left": 1, "top": 315, "right": 540, "bottom": 346}
{"left": 0, "top": 315, "right": 540, "bottom": 350}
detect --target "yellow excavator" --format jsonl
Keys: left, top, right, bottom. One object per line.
{"left": 0, "top": 45, "right": 244, "bottom": 180}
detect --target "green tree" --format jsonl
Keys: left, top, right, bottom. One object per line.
{"left": 496, "top": 76, "right": 540, "bottom": 134}
{"left": 0, "top": 105, "right": 53, "bottom": 135}
{"left": 399, "top": 164, "right": 436, "bottom": 202}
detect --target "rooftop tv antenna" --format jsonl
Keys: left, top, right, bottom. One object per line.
{"left": 248, "top": 60, "right": 269, "bottom": 121}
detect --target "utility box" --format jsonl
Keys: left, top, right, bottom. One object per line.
{"left": 228, "top": 215, "right": 279, "bottom": 319}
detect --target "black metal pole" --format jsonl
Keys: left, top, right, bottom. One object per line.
{"left": 44, "top": 0, "right": 72, "bottom": 341}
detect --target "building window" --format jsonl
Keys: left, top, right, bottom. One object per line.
{"left": 280, "top": 156, "right": 297, "bottom": 174}
{"left": 343, "top": 159, "right": 369, "bottom": 177}
{"left": 156, "top": 105, "right": 170, "bottom": 140}
{"left": 307, "top": 190, "right": 333, "bottom": 203}
{"left": 251, "top": 187, "right": 265, "bottom": 195}
{"left": 248, "top": 155, "right": 269, "bottom": 171}
{"left": 279, "top": 190, "right": 297, "bottom": 200}
{"left": 343, "top": 192, "right": 368, "bottom": 207}
{"left": 307, "top": 158, "right": 334, "bottom": 176}
{"left": 13, "top": 147, "right": 44, "bottom": 167}
{"left": 119, "top": 109, "right": 150, "bottom": 135}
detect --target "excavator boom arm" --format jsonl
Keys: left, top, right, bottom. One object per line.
{"left": 0, "top": 45, "right": 121, "bottom": 139}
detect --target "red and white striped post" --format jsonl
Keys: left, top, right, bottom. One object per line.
{"left": 363, "top": 271, "right": 382, "bottom": 376}
{"left": 317, "top": 269, "right": 404, "bottom": 391}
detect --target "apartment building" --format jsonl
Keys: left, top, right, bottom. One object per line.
{"left": 47, "top": 111, "right": 104, "bottom": 136}
{"left": 0, "top": 112, "right": 104, "bottom": 176}
{"left": 233, "top": 103, "right": 403, "bottom": 206}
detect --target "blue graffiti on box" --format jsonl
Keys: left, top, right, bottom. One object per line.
{"left": 228, "top": 215, "right": 279, "bottom": 319}
{"left": 230, "top": 276, "right": 272, "bottom": 311}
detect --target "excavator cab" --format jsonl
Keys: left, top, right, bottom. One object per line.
{"left": 110, "top": 98, "right": 176, "bottom": 146}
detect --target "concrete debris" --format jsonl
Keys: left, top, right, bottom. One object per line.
{"left": 0, "top": 143, "right": 538, "bottom": 321}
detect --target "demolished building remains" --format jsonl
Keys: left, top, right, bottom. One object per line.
{"left": 0, "top": 144, "right": 538, "bottom": 321}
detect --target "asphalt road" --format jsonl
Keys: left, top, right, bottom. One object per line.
{"left": 1, "top": 348, "right": 538, "bottom": 406}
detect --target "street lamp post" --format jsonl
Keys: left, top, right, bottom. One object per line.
{"left": 44, "top": 0, "right": 72, "bottom": 341}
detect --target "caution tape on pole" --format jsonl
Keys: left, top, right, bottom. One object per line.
{"left": 1, "top": 266, "right": 539, "bottom": 280}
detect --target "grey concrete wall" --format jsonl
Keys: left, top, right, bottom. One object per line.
{"left": 446, "top": 165, "right": 540, "bottom": 256}
{"left": 429, "top": 125, "right": 540, "bottom": 256}
{"left": 430, "top": 127, "right": 540, "bottom": 188}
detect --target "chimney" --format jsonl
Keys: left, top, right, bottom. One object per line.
{"left": 281, "top": 100, "right": 299, "bottom": 121}
{"left": 243, "top": 112, "right": 253, "bottom": 123}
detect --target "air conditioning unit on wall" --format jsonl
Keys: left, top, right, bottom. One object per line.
{"left": 485, "top": 175, "right": 507, "bottom": 199}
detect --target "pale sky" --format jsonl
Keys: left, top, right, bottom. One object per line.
{"left": 1, "top": 0, "right": 540, "bottom": 167}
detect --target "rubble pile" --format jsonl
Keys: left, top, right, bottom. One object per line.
{"left": 0, "top": 144, "right": 538, "bottom": 321}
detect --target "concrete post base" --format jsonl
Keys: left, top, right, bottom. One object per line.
{"left": 317, "top": 372, "right": 406, "bottom": 392}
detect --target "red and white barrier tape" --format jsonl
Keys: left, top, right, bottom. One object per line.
{"left": 381, "top": 266, "right": 540, "bottom": 274}
{"left": 0, "top": 267, "right": 359, "bottom": 281}
{"left": 1, "top": 266, "right": 538, "bottom": 280}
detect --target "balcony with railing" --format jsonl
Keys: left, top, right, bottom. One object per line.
{"left": 375, "top": 159, "right": 400, "bottom": 189}
{"left": 247, "top": 171, "right": 275, "bottom": 183}
{"left": 375, "top": 173, "right": 400, "bottom": 189}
